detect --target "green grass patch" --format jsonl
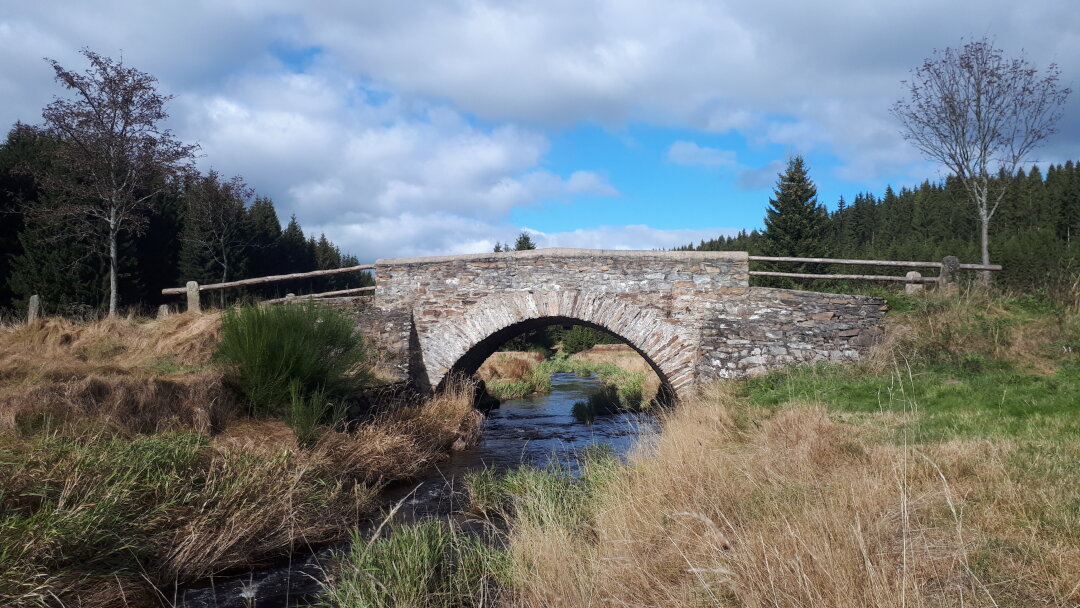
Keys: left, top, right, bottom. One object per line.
{"left": 485, "top": 378, "right": 536, "bottom": 400}
{"left": 286, "top": 382, "right": 346, "bottom": 446}
{"left": 740, "top": 359, "right": 1080, "bottom": 444}
{"left": 324, "top": 518, "right": 509, "bottom": 608}
{"left": 537, "top": 356, "right": 650, "bottom": 409}
{"left": 148, "top": 355, "right": 207, "bottom": 375}
{"left": 464, "top": 444, "right": 620, "bottom": 527}
{"left": 215, "top": 302, "right": 369, "bottom": 416}
{"left": 0, "top": 432, "right": 207, "bottom": 600}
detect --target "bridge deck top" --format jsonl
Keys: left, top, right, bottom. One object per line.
{"left": 375, "top": 248, "right": 748, "bottom": 265}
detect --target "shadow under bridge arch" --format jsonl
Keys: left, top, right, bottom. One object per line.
{"left": 417, "top": 291, "right": 697, "bottom": 402}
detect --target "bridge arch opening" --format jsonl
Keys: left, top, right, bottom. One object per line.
{"left": 440, "top": 315, "right": 677, "bottom": 406}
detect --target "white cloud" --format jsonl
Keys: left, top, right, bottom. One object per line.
{"left": 2, "top": 0, "right": 1078, "bottom": 259}
{"left": 528, "top": 225, "right": 738, "bottom": 251}
{"left": 667, "top": 141, "right": 737, "bottom": 168}
{"left": 174, "top": 68, "right": 619, "bottom": 258}
{"left": 311, "top": 214, "right": 736, "bottom": 262}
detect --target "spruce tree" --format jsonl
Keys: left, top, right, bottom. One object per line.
{"left": 245, "top": 196, "right": 283, "bottom": 275}
{"left": 9, "top": 196, "right": 104, "bottom": 314}
{"left": 514, "top": 231, "right": 537, "bottom": 251}
{"left": 762, "top": 156, "right": 828, "bottom": 259}
{"left": 178, "top": 171, "right": 252, "bottom": 307}
{"left": 0, "top": 125, "right": 44, "bottom": 311}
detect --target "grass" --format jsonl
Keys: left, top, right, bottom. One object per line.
{"left": 216, "top": 302, "right": 370, "bottom": 416}
{"left": 742, "top": 359, "right": 1080, "bottom": 443}
{"left": 479, "top": 348, "right": 658, "bottom": 410}
{"left": 410, "top": 288, "right": 1080, "bottom": 608}
{"left": 0, "top": 313, "right": 486, "bottom": 607}
{"left": 323, "top": 518, "right": 509, "bottom": 608}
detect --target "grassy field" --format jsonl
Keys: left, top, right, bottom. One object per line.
{"left": 331, "top": 288, "right": 1080, "bottom": 607}
{"left": 0, "top": 311, "right": 481, "bottom": 607}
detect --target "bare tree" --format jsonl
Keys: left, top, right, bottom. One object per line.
{"left": 34, "top": 49, "right": 198, "bottom": 315}
{"left": 892, "top": 38, "right": 1070, "bottom": 284}
{"left": 180, "top": 171, "right": 254, "bottom": 307}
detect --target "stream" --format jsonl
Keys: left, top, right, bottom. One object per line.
{"left": 174, "top": 372, "right": 656, "bottom": 608}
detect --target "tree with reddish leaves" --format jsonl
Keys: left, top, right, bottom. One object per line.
{"left": 892, "top": 38, "right": 1070, "bottom": 285}
{"left": 31, "top": 49, "right": 198, "bottom": 315}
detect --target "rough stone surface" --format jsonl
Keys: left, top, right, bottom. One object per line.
{"left": 327, "top": 248, "right": 887, "bottom": 400}
{"left": 186, "top": 281, "right": 200, "bottom": 313}
{"left": 27, "top": 294, "right": 40, "bottom": 324}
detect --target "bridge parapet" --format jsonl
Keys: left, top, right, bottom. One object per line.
{"left": 373, "top": 248, "right": 749, "bottom": 303}
{"left": 347, "top": 248, "right": 886, "bottom": 399}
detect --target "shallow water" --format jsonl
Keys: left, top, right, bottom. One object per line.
{"left": 175, "top": 372, "right": 655, "bottom": 607}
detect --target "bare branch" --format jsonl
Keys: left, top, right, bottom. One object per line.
{"left": 891, "top": 37, "right": 1070, "bottom": 281}
{"left": 28, "top": 48, "right": 200, "bottom": 314}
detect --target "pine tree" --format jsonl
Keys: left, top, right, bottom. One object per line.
{"left": 8, "top": 194, "right": 104, "bottom": 314}
{"left": 0, "top": 124, "right": 45, "bottom": 311}
{"left": 245, "top": 196, "right": 283, "bottom": 279}
{"left": 833, "top": 196, "right": 848, "bottom": 255}
{"left": 313, "top": 234, "right": 343, "bottom": 291}
{"left": 762, "top": 156, "right": 828, "bottom": 259}
{"left": 514, "top": 232, "right": 537, "bottom": 251}
{"left": 178, "top": 171, "right": 252, "bottom": 306}
{"left": 1056, "top": 161, "right": 1080, "bottom": 244}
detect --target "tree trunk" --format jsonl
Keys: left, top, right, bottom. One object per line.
{"left": 108, "top": 210, "right": 118, "bottom": 316}
{"left": 979, "top": 213, "right": 991, "bottom": 286}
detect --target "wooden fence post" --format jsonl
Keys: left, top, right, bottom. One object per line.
{"left": 157, "top": 304, "right": 170, "bottom": 319}
{"left": 939, "top": 256, "right": 960, "bottom": 291}
{"left": 186, "top": 281, "right": 200, "bottom": 313}
{"left": 27, "top": 294, "right": 40, "bottom": 324}
{"left": 904, "top": 271, "right": 923, "bottom": 294}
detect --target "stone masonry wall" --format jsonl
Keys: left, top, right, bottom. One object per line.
{"left": 327, "top": 296, "right": 413, "bottom": 382}
{"left": 340, "top": 248, "right": 888, "bottom": 399}
{"left": 372, "top": 249, "right": 748, "bottom": 393}
{"left": 697, "top": 288, "right": 888, "bottom": 380}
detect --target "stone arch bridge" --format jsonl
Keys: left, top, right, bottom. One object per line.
{"left": 341, "top": 249, "right": 887, "bottom": 401}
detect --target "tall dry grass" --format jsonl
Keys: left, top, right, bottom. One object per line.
{"left": 0, "top": 313, "right": 230, "bottom": 436}
{"left": 871, "top": 286, "right": 1080, "bottom": 375}
{"left": 503, "top": 381, "right": 1078, "bottom": 608}
{"left": 0, "top": 314, "right": 485, "bottom": 607}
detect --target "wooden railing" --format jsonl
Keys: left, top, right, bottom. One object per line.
{"left": 160, "top": 264, "right": 375, "bottom": 314}
{"left": 747, "top": 255, "right": 1002, "bottom": 287}
{"left": 157, "top": 253, "right": 1004, "bottom": 316}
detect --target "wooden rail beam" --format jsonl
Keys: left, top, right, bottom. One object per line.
{"left": 749, "top": 271, "right": 940, "bottom": 283}
{"left": 957, "top": 263, "right": 1004, "bottom": 271}
{"left": 261, "top": 286, "right": 376, "bottom": 305}
{"left": 749, "top": 255, "right": 943, "bottom": 269}
{"left": 747, "top": 255, "right": 1001, "bottom": 272}
{"left": 162, "top": 264, "right": 375, "bottom": 295}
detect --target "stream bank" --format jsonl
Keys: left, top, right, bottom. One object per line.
{"left": 175, "top": 372, "right": 657, "bottom": 607}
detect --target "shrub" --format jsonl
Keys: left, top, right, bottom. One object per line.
{"left": 215, "top": 303, "right": 368, "bottom": 416}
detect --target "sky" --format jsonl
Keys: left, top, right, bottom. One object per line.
{"left": 1, "top": 1, "right": 1077, "bottom": 262}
